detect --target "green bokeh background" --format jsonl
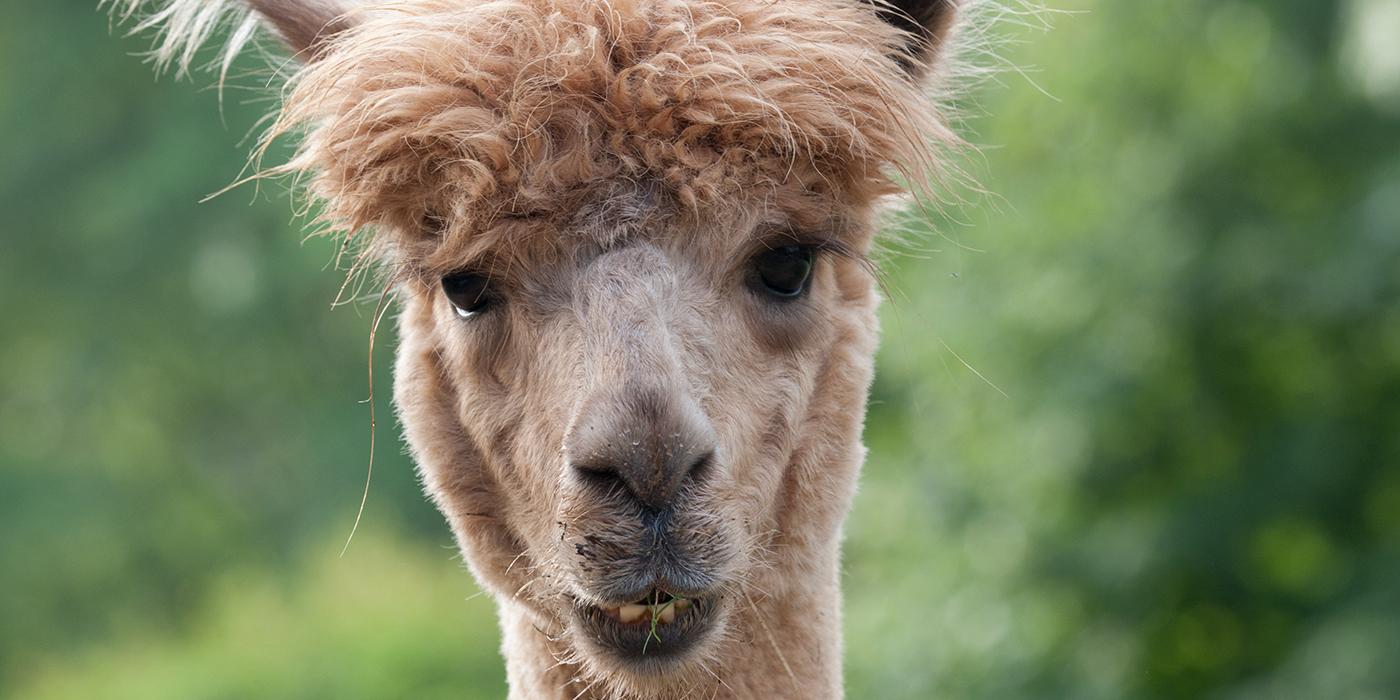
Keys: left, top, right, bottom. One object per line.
{"left": 3, "top": 2, "right": 1398, "bottom": 698}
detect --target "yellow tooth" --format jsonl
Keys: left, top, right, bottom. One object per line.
{"left": 658, "top": 604, "right": 676, "bottom": 624}
{"left": 674, "top": 599, "right": 691, "bottom": 611}
{"left": 618, "top": 604, "right": 646, "bottom": 624}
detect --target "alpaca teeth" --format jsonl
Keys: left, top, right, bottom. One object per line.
{"left": 605, "top": 598, "right": 693, "bottom": 625}
{"left": 618, "top": 604, "right": 646, "bottom": 624}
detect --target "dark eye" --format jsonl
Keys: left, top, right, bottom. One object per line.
{"left": 441, "top": 272, "right": 493, "bottom": 317}
{"left": 752, "top": 245, "right": 815, "bottom": 299}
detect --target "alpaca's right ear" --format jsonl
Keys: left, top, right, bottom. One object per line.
{"left": 866, "top": 0, "right": 961, "bottom": 77}
{"left": 110, "top": 0, "right": 353, "bottom": 75}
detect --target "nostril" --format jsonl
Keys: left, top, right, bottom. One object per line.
{"left": 686, "top": 450, "right": 715, "bottom": 485}
{"left": 572, "top": 460, "right": 628, "bottom": 496}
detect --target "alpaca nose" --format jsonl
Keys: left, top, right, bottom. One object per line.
{"left": 567, "top": 386, "right": 717, "bottom": 511}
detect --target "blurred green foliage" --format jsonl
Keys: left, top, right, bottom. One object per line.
{"left": 2, "top": 1, "right": 1398, "bottom": 698}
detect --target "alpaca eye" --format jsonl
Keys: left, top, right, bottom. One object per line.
{"left": 441, "top": 272, "right": 493, "bottom": 317}
{"left": 752, "top": 245, "right": 815, "bottom": 299}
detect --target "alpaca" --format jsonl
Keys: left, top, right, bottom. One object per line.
{"left": 112, "top": 1, "right": 968, "bottom": 696}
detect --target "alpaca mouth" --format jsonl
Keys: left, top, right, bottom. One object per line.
{"left": 576, "top": 587, "right": 717, "bottom": 664}
{"left": 600, "top": 589, "right": 694, "bottom": 625}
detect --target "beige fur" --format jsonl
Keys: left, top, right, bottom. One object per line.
{"left": 112, "top": 1, "right": 968, "bottom": 697}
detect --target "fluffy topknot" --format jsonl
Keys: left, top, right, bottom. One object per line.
{"left": 118, "top": 0, "right": 968, "bottom": 275}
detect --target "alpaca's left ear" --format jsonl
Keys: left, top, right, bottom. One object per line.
{"left": 111, "top": 0, "right": 354, "bottom": 75}
{"left": 245, "top": 0, "right": 353, "bottom": 62}
{"left": 866, "top": 0, "right": 961, "bottom": 76}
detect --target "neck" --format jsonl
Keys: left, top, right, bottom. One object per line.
{"left": 496, "top": 547, "right": 844, "bottom": 699}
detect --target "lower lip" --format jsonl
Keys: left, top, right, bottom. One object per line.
{"left": 576, "top": 596, "right": 718, "bottom": 663}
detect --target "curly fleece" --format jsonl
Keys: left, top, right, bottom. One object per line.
{"left": 252, "top": 0, "right": 953, "bottom": 274}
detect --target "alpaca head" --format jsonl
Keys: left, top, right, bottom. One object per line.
{"left": 116, "top": 0, "right": 964, "bottom": 694}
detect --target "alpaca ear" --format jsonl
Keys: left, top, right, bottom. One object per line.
{"left": 867, "top": 0, "right": 961, "bottom": 76}
{"left": 245, "top": 0, "right": 353, "bottom": 62}
{"left": 111, "top": 0, "right": 353, "bottom": 75}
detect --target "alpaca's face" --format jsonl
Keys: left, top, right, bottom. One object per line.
{"left": 114, "top": 0, "right": 960, "bottom": 692}
{"left": 395, "top": 189, "right": 881, "bottom": 682}
{"left": 297, "top": 1, "right": 953, "bottom": 690}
